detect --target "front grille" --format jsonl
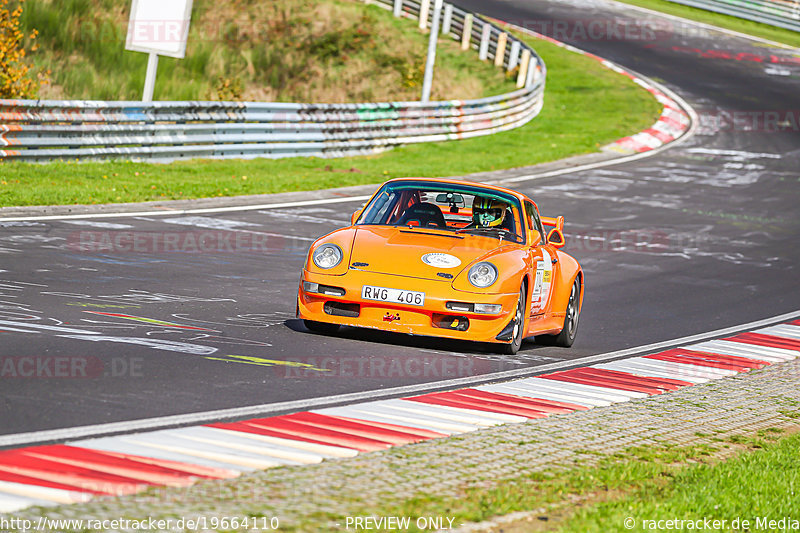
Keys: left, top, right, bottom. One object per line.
{"left": 324, "top": 301, "right": 360, "bottom": 317}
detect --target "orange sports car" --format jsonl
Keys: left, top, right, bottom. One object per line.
{"left": 297, "top": 178, "right": 583, "bottom": 354}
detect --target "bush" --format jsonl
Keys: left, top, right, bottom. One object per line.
{"left": 0, "top": 0, "right": 47, "bottom": 98}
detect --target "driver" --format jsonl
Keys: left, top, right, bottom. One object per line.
{"left": 472, "top": 196, "right": 509, "bottom": 228}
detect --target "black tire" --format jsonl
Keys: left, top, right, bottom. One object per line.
{"left": 501, "top": 286, "right": 526, "bottom": 355}
{"left": 304, "top": 320, "right": 340, "bottom": 334}
{"left": 552, "top": 278, "right": 580, "bottom": 348}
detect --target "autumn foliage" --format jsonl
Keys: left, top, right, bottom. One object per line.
{"left": 0, "top": 0, "right": 46, "bottom": 98}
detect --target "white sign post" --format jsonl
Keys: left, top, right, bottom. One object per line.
{"left": 420, "top": 0, "right": 443, "bottom": 103}
{"left": 125, "top": 0, "right": 194, "bottom": 102}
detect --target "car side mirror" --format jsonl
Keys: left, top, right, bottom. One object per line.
{"left": 547, "top": 228, "right": 566, "bottom": 248}
{"left": 351, "top": 209, "right": 363, "bottom": 225}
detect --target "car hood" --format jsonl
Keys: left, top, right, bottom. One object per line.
{"left": 349, "top": 226, "right": 514, "bottom": 280}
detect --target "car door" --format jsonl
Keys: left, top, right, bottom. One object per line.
{"left": 524, "top": 201, "right": 554, "bottom": 318}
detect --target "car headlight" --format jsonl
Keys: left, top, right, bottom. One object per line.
{"left": 468, "top": 262, "right": 498, "bottom": 288}
{"left": 312, "top": 244, "right": 343, "bottom": 269}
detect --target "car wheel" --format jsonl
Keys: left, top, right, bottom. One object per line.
{"left": 553, "top": 278, "right": 580, "bottom": 348}
{"left": 304, "top": 320, "right": 340, "bottom": 335}
{"left": 501, "top": 286, "right": 526, "bottom": 355}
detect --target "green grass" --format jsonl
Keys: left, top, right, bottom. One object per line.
{"left": 20, "top": 0, "right": 512, "bottom": 102}
{"left": 559, "top": 431, "right": 800, "bottom": 532}
{"left": 279, "top": 430, "right": 797, "bottom": 532}
{"left": 0, "top": 33, "right": 662, "bottom": 207}
{"left": 612, "top": 0, "right": 800, "bottom": 49}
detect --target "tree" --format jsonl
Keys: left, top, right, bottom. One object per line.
{"left": 0, "top": 0, "right": 47, "bottom": 98}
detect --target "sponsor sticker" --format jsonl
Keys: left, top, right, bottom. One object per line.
{"left": 421, "top": 253, "right": 462, "bottom": 268}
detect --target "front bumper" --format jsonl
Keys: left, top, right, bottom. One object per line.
{"left": 297, "top": 269, "right": 519, "bottom": 343}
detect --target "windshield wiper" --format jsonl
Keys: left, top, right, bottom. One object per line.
{"left": 455, "top": 227, "right": 523, "bottom": 243}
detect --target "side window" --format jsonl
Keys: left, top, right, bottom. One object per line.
{"left": 525, "top": 201, "right": 545, "bottom": 245}
{"left": 362, "top": 190, "right": 397, "bottom": 224}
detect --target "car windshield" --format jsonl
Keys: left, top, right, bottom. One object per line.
{"left": 357, "top": 181, "right": 525, "bottom": 243}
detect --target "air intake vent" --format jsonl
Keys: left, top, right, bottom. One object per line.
{"left": 432, "top": 313, "right": 469, "bottom": 331}
{"left": 324, "top": 301, "right": 360, "bottom": 317}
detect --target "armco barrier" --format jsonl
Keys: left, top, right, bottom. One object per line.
{"left": 665, "top": 0, "right": 800, "bottom": 32}
{"left": 0, "top": 0, "right": 545, "bottom": 162}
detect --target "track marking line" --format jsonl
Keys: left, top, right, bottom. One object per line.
{"left": 0, "top": 196, "right": 373, "bottom": 223}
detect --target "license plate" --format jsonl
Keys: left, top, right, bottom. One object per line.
{"left": 361, "top": 285, "right": 425, "bottom": 306}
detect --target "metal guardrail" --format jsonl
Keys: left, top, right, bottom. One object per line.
{"left": 0, "top": 0, "right": 546, "bottom": 162}
{"left": 666, "top": 0, "right": 800, "bottom": 32}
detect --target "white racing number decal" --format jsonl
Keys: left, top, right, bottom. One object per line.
{"left": 362, "top": 285, "right": 425, "bottom": 306}
{"left": 540, "top": 250, "right": 553, "bottom": 309}
{"left": 532, "top": 262, "right": 544, "bottom": 312}
{"left": 531, "top": 251, "right": 554, "bottom": 313}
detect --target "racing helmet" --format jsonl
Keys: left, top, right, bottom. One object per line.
{"left": 472, "top": 197, "right": 508, "bottom": 228}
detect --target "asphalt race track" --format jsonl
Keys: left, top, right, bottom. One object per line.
{"left": 1, "top": 0, "right": 798, "bottom": 439}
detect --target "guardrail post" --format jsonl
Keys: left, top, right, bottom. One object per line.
{"left": 419, "top": 0, "right": 430, "bottom": 29}
{"left": 441, "top": 3, "right": 453, "bottom": 35}
{"left": 526, "top": 60, "right": 537, "bottom": 89}
{"left": 517, "top": 49, "right": 531, "bottom": 88}
{"left": 461, "top": 14, "right": 473, "bottom": 50}
{"left": 478, "top": 22, "right": 491, "bottom": 61}
{"left": 494, "top": 32, "right": 507, "bottom": 67}
{"left": 508, "top": 40, "right": 521, "bottom": 71}
{"left": 393, "top": 0, "right": 403, "bottom": 17}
